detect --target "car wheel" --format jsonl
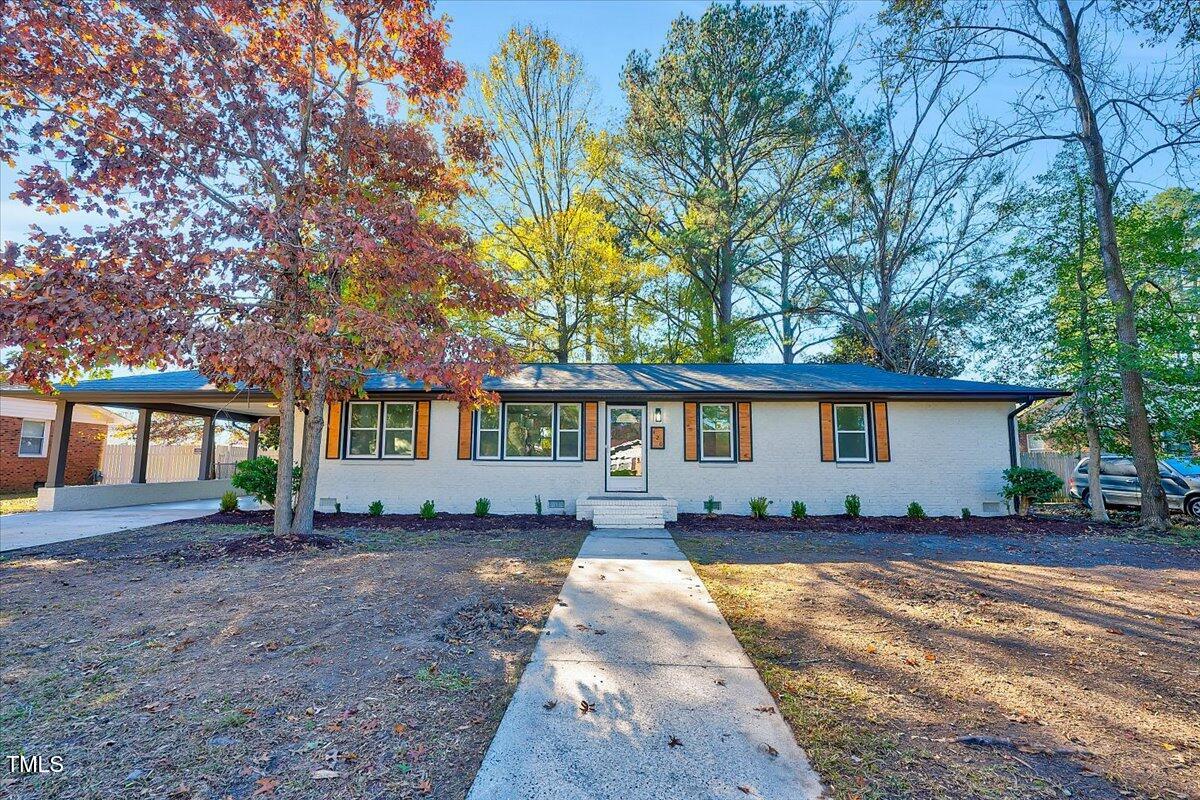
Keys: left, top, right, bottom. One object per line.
{"left": 1186, "top": 495, "right": 1200, "bottom": 520}
{"left": 1080, "top": 489, "right": 1091, "bottom": 509}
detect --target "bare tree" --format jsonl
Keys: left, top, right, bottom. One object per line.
{"left": 904, "top": 0, "right": 1200, "bottom": 528}
{"left": 806, "top": 6, "right": 1015, "bottom": 375}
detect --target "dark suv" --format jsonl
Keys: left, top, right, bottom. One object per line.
{"left": 1068, "top": 456, "right": 1200, "bottom": 518}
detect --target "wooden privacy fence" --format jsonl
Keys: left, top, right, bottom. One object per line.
{"left": 101, "top": 444, "right": 249, "bottom": 484}
{"left": 1023, "top": 450, "right": 1080, "bottom": 500}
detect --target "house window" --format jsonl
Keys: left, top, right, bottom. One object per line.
{"left": 476, "top": 406, "right": 501, "bottom": 460}
{"left": 18, "top": 419, "right": 48, "bottom": 457}
{"left": 557, "top": 403, "right": 581, "bottom": 460}
{"left": 382, "top": 402, "right": 415, "bottom": 458}
{"left": 833, "top": 403, "right": 870, "bottom": 462}
{"left": 346, "top": 402, "right": 380, "bottom": 458}
{"left": 505, "top": 403, "right": 554, "bottom": 459}
{"left": 700, "top": 403, "right": 734, "bottom": 461}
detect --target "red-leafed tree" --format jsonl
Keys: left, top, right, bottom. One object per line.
{"left": 0, "top": 0, "right": 515, "bottom": 535}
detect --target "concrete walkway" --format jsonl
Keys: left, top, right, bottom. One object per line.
{"left": 0, "top": 498, "right": 250, "bottom": 552}
{"left": 468, "top": 528, "right": 823, "bottom": 800}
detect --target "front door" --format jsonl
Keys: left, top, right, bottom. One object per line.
{"left": 606, "top": 404, "right": 647, "bottom": 492}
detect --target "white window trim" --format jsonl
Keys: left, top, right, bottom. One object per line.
{"left": 381, "top": 401, "right": 417, "bottom": 460}
{"left": 502, "top": 402, "right": 556, "bottom": 461}
{"left": 556, "top": 403, "right": 582, "bottom": 461}
{"left": 345, "top": 401, "right": 381, "bottom": 459}
{"left": 833, "top": 402, "right": 871, "bottom": 463}
{"left": 475, "top": 406, "right": 501, "bottom": 460}
{"left": 699, "top": 403, "right": 735, "bottom": 462}
{"left": 17, "top": 419, "right": 50, "bottom": 458}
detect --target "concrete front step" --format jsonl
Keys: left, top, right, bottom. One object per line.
{"left": 576, "top": 495, "right": 678, "bottom": 527}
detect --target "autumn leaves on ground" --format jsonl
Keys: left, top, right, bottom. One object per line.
{"left": 678, "top": 529, "right": 1200, "bottom": 800}
{"left": 0, "top": 522, "right": 585, "bottom": 800}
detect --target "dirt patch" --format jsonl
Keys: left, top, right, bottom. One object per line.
{"left": 0, "top": 521, "right": 585, "bottom": 800}
{"left": 202, "top": 510, "right": 589, "bottom": 532}
{"left": 677, "top": 529, "right": 1200, "bottom": 800}
{"left": 672, "top": 511, "right": 1133, "bottom": 537}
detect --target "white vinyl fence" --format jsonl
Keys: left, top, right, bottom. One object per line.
{"left": 101, "top": 444, "right": 249, "bottom": 484}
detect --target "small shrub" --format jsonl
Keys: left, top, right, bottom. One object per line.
{"left": 844, "top": 494, "right": 861, "bottom": 518}
{"left": 219, "top": 491, "right": 239, "bottom": 513}
{"left": 748, "top": 497, "right": 772, "bottom": 518}
{"left": 474, "top": 497, "right": 491, "bottom": 517}
{"left": 334, "top": 501, "right": 342, "bottom": 515}
{"left": 419, "top": 500, "right": 436, "bottom": 519}
{"left": 961, "top": 507, "right": 971, "bottom": 519}
{"left": 230, "top": 456, "right": 300, "bottom": 506}
{"left": 791, "top": 500, "right": 807, "bottom": 519}
{"left": 906, "top": 501, "right": 926, "bottom": 519}
{"left": 1002, "top": 466, "right": 1063, "bottom": 515}
{"left": 534, "top": 495, "right": 543, "bottom": 516}
{"left": 368, "top": 500, "right": 384, "bottom": 516}
{"left": 704, "top": 495, "right": 720, "bottom": 517}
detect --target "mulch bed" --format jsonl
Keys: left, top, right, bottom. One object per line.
{"left": 203, "top": 509, "right": 590, "bottom": 531}
{"left": 670, "top": 511, "right": 1129, "bottom": 537}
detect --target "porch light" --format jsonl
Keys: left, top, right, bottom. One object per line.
{"left": 653, "top": 407, "right": 662, "bottom": 423}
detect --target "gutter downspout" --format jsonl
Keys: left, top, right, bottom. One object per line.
{"left": 1008, "top": 396, "right": 1037, "bottom": 469}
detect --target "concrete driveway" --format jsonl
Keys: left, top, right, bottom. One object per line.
{"left": 0, "top": 498, "right": 254, "bottom": 552}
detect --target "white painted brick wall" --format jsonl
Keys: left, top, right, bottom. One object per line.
{"left": 310, "top": 399, "right": 1014, "bottom": 517}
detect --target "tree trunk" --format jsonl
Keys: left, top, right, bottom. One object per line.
{"left": 290, "top": 368, "right": 328, "bottom": 536}
{"left": 272, "top": 360, "right": 297, "bottom": 536}
{"left": 1057, "top": 0, "right": 1168, "bottom": 530}
{"left": 716, "top": 243, "right": 736, "bottom": 362}
{"left": 1084, "top": 415, "right": 1108, "bottom": 522}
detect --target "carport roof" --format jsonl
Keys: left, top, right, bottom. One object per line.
{"left": 40, "top": 363, "right": 1065, "bottom": 401}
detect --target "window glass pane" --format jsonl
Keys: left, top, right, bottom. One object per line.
{"left": 348, "top": 429, "right": 377, "bottom": 456}
{"left": 559, "top": 430, "right": 580, "bottom": 459}
{"left": 702, "top": 431, "right": 732, "bottom": 459}
{"left": 559, "top": 404, "right": 580, "bottom": 430}
{"left": 479, "top": 406, "right": 500, "bottom": 429}
{"left": 385, "top": 403, "right": 413, "bottom": 430}
{"left": 837, "top": 431, "right": 868, "bottom": 460}
{"left": 478, "top": 430, "right": 500, "bottom": 458}
{"left": 506, "top": 404, "right": 553, "bottom": 458}
{"left": 835, "top": 405, "right": 866, "bottom": 432}
{"left": 349, "top": 403, "right": 379, "bottom": 429}
{"left": 384, "top": 431, "right": 413, "bottom": 457}
{"left": 18, "top": 420, "right": 46, "bottom": 455}
{"left": 701, "top": 404, "right": 731, "bottom": 431}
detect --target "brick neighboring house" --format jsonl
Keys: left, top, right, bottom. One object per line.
{"left": 0, "top": 397, "right": 125, "bottom": 491}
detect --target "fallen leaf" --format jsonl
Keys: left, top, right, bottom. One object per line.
{"left": 579, "top": 700, "right": 595, "bottom": 715}
{"left": 754, "top": 706, "right": 776, "bottom": 715}
{"left": 764, "top": 744, "right": 780, "bottom": 757}
{"left": 866, "top": 645, "right": 877, "bottom": 654}
{"left": 543, "top": 700, "right": 557, "bottom": 711}
{"left": 393, "top": 723, "right": 408, "bottom": 735}
{"left": 311, "top": 769, "right": 339, "bottom": 780}
{"left": 1162, "top": 743, "right": 1178, "bottom": 751}
{"left": 252, "top": 777, "right": 278, "bottom": 796}
{"left": 416, "top": 778, "right": 433, "bottom": 794}
{"left": 668, "top": 736, "right": 683, "bottom": 748}
{"left": 923, "top": 652, "right": 936, "bottom": 662}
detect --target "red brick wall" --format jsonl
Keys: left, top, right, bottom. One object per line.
{"left": 0, "top": 417, "right": 108, "bottom": 491}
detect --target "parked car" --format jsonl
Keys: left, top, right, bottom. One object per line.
{"left": 1164, "top": 457, "right": 1200, "bottom": 490}
{"left": 1068, "top": 456, "right": 1200, "bottom": 518}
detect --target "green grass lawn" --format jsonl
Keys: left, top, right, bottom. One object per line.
{"left": 0, "top": 491, "right": 37, "bottom": 515}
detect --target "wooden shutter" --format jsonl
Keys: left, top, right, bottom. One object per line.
{"left": 736, "top": 401, "right": 753, "bottom": 462}
{"left": 583, "top": 401, "right": 599, "bottom": 461}
{"left": 872, "top": 402, "right": 890, "bottom": 462}
{"left": 683, "top": 401, "right": 699, "bottom": 462}
{"left": 819, "top": 402, "right": 835, "bottom": 462}
{"left": 457, "top": 403, "right": 473, "bottom": 460}
{"left": 325, "top": 402, "right": 343, "bottom": 459}
{"left": 415, "top": 400, "right": 431, "bottom": 459}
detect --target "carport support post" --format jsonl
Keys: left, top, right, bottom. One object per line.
{"left": 44, "top": 400, "right": 75, "bottom": 488}
{"left": 198, "top": 415, "right": 216, "bottom": 481}
{"left": 131, "top": 408, "right": 153, "bottom": 483}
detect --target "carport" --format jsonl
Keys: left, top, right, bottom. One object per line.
{"left": 0, "top": 372, "right": 277, "bottom": 511}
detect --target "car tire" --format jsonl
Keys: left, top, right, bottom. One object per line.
{"left": 1186, "top": 495, "right": 1200, "bottom": 520}
{"left": 1080, "top": 489, "right": 1091, "bottom": 509}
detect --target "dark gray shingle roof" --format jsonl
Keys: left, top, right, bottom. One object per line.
{"left": 53, "top": 363, "right": 1062, "bottom": 399}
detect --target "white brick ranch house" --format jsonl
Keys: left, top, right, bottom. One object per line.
{"left": 14, "top": 363, "right": 1063, "bottom": 520}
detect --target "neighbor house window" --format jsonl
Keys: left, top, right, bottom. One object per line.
{"left": 505, "top": 403, "right": 554, "bottom": 459}
{"left": 557, "top": 403, "right": 581, "bottom": 460}
{"left": 18, "top": 419, "right": 48, "bottom": 457}
{"left": 700, "top": 403, "right": 734, "bottom": 461}
{"left": 476, "top": 406, "right": 501, "bottom": 460}
{"left": 346, "top": 402, "right": 380, "bottom": 458}
{"left": 833, "top": 403, "right": 869, "bottom": 462}
{"left": 382, "top": 402, "right": 415, "bottom": 458}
